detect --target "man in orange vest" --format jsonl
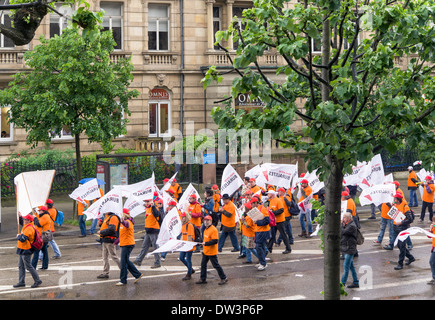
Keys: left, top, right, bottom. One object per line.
{"left": 196, "top": 215, "right": 228, "bottom": 285}
{"left": 169, "top": 179, "right": 183, "bottom": 201}
{"left": 14, "top": 213, "right": 42, "bottom": 288}
{"left": 298, "top": 179, "right": 313, "bottom": 237}
{"left": 267, "top": 190, "right": 291, "bottom": 254}
{"left": 134, "top": 199, "right": 162, "bottom": 268}
{"left": 97, "top": 211, "right": 121, "bottom": 279}
{"left": 43, "top": 199, "right": 61, "bottom": 259}
{"left": 421, "top": 175, "right": 435, "bottom": 222}
{"left": 217, "top": 194, "right": 240, "bottom": 253}
{"left": 250, "top": 196, "right": 270, "bottom": 271}
{"left": 407, "top": 166, "right": 419, "bottom": 207}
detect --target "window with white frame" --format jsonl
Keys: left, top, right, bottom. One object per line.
{"left": 51, "top": 125, "right": 73, "bottom": 140}
{"left": 101, "top": 2, "right": 123, "bottom": 50}
{"left": 0, "top": 13, "right": 14, "bottom": 48}
{"left": 149, "top": 88, "right": 170, "bottom": 137}
{"left": 49, "top": 3, "right": 74, "bottom": 38}
{"left": 0, "top": 106, "right": 12, "bottom": 140}
{"left": 148, "top": 4, "right": 169, "bottom": 51}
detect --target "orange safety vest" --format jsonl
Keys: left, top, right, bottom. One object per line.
{"left": 221, "top": 201, "right": 236, "bottom": 228}
{"left": 17, "top": 223, "right": 36, "bottom": 251}
{"left": 202, "top": 225, "right": 219, "bottom": 256}
{"left": 119, "top": 219, "right": 135, "bottom": 246}
{"left": 268, "top": 197, "right": 285, "bottom": 223}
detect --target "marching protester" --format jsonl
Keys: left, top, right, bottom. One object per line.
{"left": 97, "top": 211, "right": 122, "bottom": 279}
{"left": 420, "top": 175, "right": 435, "bottom": 223}
{"left": 218, "top": 194, "right": 240, "bottom": 253}
{"left": 202, "top": 190, "right": 215, "bottom": 224}
{"left": 134, "top": 198, "right": 162, "bottom": 268}
{"left": 408, "top": 166, "right": 419, "bottom": 207}
{"left": 266, "top": 190, "right": 291, "bottom": 254}
{"left": 391, "top": 193, "right": 415, "bottom": 270}
{"left": 77, "top": 199, "right": 90, "bottom": 238}
{"left": 188, "top": 194, "right": 203, "bottom": 229}
{"left": 117, "top": 208, "right": 143, "bottom": 286}
{"left": 32, "top": 206, "right": 52, "bottom": 270}
{"left": 169, "top": 179, "right": 183, "bottom": 201}
{"left": 340, "top": 212, "right": 359, "bottom": 288}
{"left": 375, "top": 202, "right": 395, "bottom": 250}
{"left": 250, "top": 196, "right": 270, "bottom": 271}
{"left": 14, "top": 213, "right": 42, "bottom": 288}
{"left": 196, "top": 215, "right": 228, "bottom": 285}
{"left": 211, "top": 184, "right": 221, "bottom": 226}
{"left": 428, "top": 217, "right": 435, "bottom": 285}
{"left": 240, "top": 203, "right": 259, "bottom": 264}
{"left": 298, "top": 179, "right": 313, "bottom": 238}
{"left": 277, "top": 187, "right": 295, "bottom": 246}
{"left": 180, "top": 212, "right": 196, "bottom": 280}
{"left": 44, "top": 199, "right": 61, "bottom": 259}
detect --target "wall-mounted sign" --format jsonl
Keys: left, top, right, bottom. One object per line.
{"left": 150, "top": 88, "right": 170, "bottom": 100}
{"left": 235, "top": 92, "right": 265, "bottom": 107}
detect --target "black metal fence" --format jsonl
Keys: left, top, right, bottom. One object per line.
{"left": 1, "top": 153, "right": 202, "bottom": 198}
{"left": 381, "top": 147, "right": 420, "bottom": 173}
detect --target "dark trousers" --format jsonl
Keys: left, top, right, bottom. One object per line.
{"left": 32, "top": 242, "right": 48, "bottom": 269}
{"left": 421, "top": 201, "right": 434, "bottom": 221}
{"left": 397, "top": 239, "right": 414, "bottom": 266}
{"left": 200, "top": 253, "right": 226, "bottom": 281}
{"left": 268, "top": 222, "right": 291, "bottom": 251}
{"left": 120, "top": 245, "right": 141, "bottom": 283}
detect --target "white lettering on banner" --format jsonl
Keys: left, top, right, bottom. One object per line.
{"left": 359, "top": 183, "right": 395, "bottom": 207}
{"left": 266, "top": 164, "right": 298, "bottom": 189}
{"left": 386, "top": 206, "right": 406, "bottom": 224}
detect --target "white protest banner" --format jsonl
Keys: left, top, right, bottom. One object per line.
{"left": 417, "top": 168, "right": 433, "bottom": 201}
{"left": 69, "top": 178, "right": 101, "bottom": 204}
{"left": 246, "top": 207, "right": 264, "bottom": 222}
{"left": 343, "top": 161, "right": 367, "bottom": 186}
{"left": 359, "top": 183, "right": 395, "bottom": 207}
{"left": 85, "top": 187, "right": 123, "bottom": 220}
{"left": 147, "top": 239, "right": 200, "bottom": 257}
{"left": 383, "top": 173, "right": 394, "bottom": 184}
{"left": 386, "top": 206, "right": 406, "bottom": 224}
{"left": 298, "top": 194, "right": 313, "bottom": 212}
{"left": 221, "top": 164, "right": 244, "bottom": 197}
{"left": 177, "top": 183, "right": 201, "bottom": 212}
{"left": 14, "top": 170, "right": 55, "bottom": 218}
{"left": 304, "top": 169, "right": 325, "bottom": 194}
{"left": 156, "top": 207, "right": 182, "bottom": 246}
{"left": 358, "top": 154, "right": 385, "bottom": 189}
{"left": 244, "top": 164, "right": 262, "bottom": 179}
{"left": 115, "top": 175, "right": 155, "bottom": 201}
{"left": 123, "top": 195, "right": 145, "bottom": 218}
{"left": 394, "top": 226, "right": 435, "bottom": 247}
{"left": 290, "top": 162, "right": 299, "bottom": 191}
{"left": 341, "top": 200, "right": 348, "bottom": 220}
{"left": 266, "top": 163, "right": 298, "bottom": 189}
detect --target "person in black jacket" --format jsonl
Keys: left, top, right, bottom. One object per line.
{"left": 392, "top": 193, "right": 416, "bottom": 270}
{"left": 340, "top": 212, "right": 359, "bottom": 288}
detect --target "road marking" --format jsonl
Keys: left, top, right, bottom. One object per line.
{"left": 268, "top": 295, "right": 306, "bottom": 300}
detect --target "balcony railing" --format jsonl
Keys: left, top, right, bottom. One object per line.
{"left": 0, "top": 50, "right": 25, "bottom": 65}
{"left": 207, "top": 51, "right": 283, "bottom": 66}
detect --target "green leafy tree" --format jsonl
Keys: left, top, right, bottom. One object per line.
{"left": 0, "top": 20, "right": 139, "bottom": 181}
{"left": 203, "top": 0, "right": 435, "bottom": 299}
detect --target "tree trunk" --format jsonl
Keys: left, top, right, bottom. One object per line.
{"left": 323, "top": 155, "right": 344, "bottom": 300}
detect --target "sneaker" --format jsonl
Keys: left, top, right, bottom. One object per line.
{"left": 383, "top": 245, "right": 393, "bottom": 250}
{"left": 231, "top": 248, "right": 239, "bottom": 252}
{"left": 257, "top": 264, "right": 267, "bottom": 271}
{"left": 373, "top": 240, "right": 381, "bottom": 244}
{"left": 218, "top": 278, "right": 228, "bottom": 285}
{"left": 97, "top": 274, "right": 109, "bottom": 279}
{"left": 347, "top": 283, "right": 359, "bottom": 289}
{"left": 31, "top": 280, "right": 42, "bottom": 288}
{"left": 133, "top": 261, "right": 141, "bottom": 266}
{"left": 427, "top": 279, "right": 435, "bottom": 285}
{"left": 134, "top": 274, "right": 143, "bottom": 284}
{"left": 282, "top": 249, "right": 291, "bottom": 254}
{"left": 182, "top": 274, "right": 192, "bottom": 281}
{"left": 195, "top": 280, "right": 207, "bottom": 284}
{"left": 115, "top": 282, "right": 126, "bottom": 286}
{"left": 405, "top": 257, "right": 416, "bottom": 265}
{"left": 151, "top": 264, "right": 161, "bottom": 269}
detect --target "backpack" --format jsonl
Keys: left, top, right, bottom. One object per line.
{"left": 268, "top": 209, "right": 276, "bottom": 227}
{"left": 356, "top": 228, "right": 364, "bottom": 245}
{"left": 189, "top": 223, "right": 202, "bottom": 243}
{"left": 289, "top": 198, "right": 300, "bottom": 216}
{"left": 409, "top": 209, "right": 415, "bottom": 223}
{"left": 25, "top": 225, "right": 43, "bottom": 251}
{"left": 54, "top": 210, "right": 64, "bottom": 226}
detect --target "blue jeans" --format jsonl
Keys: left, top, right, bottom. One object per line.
{"left": 255, "top": 241, "right": 268, "bottom": 266}
{"left": 409, "top": 189, "right": 418, "bottom": 207}
{"left": 32, "top": 243, "right": 48, "bottom": 269}
{"left": 430, "top": 251, "right": 435, "bottom": 280}
{"left": 299, "top": 209, "right": 313, "bottom": 233}
{"left": 218, "top": 230, "right": 240, "bottom": 251}
{"left": 242, "top": 246, "right": 258, "bottom": 263}
{"left": 341, "top": 253, "right": 358, "bottom": 285}
{"left": 120, "top": 245, "right": 141, "bottom": 284}
{"left": 90, "top": 218, "right": 99, "bottom": 234}
{"left": 377, "top": 217, "right": 394, "bottom": 245}
{"left": 79, "top": 214, "right": 87, "bottom": 236}
{"left": 179, "top": 251, "right": 193, "bottom": 274}
{"left": 39, "top": 239, "right": 61, "bottom": 258}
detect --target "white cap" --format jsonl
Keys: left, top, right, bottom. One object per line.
{"left": 408, "top": 166, "right": 413, "bottom": 170}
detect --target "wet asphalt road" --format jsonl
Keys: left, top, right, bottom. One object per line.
{"left": 1, "top": 206, "right": 435, "bottom": 304}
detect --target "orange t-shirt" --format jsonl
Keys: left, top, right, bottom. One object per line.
{"left": 255, "top": 205, "right": 270, "bottom": 232}
{"left": 188, "top": 202, "right": 202, "bottom": 227}
{"left": 380, "top": 203, "right": 392, "bottom": 220}
{"left": 268, "top": 197, "right": 284, "bottom": 223}
{"left": 241, "top": 215, "right": 255, "bottom": 238}
{"left": 221, "top": 201, "right": 236, "bottom": 228}
{"left": 145, "top": 206, "right": 160, "bottom": 230}
{"left": 119, "top": 220, "right": 135, "bottom": 246}
{"left": 408, "top": 171, "right": 418, "bottom": 188}
{"left": 181, "top": 222, "right": 196, "bottom": 252}
{"left": 17, "top": 223, "right": 36, "bottom": 251}
{"left": 202, "top": 225, "right": 219, "bottom": 256}
{"left": 423, "top": 183, "right": 435, "bottom": 203}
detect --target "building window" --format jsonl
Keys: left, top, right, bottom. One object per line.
{"left": 312, "top": 38, "right": 322, "bottom": 53}
{"left": 148, "top": 4, "right": 169, "bottom": 51}
{"left": 0, "top": 14, "right": 14, "bottom": 47}
{"left": 49, "top": 3, "right": 74, "bottom": 38}
{"left": 149, "top": 88, "right": 170, "bottom": 137}
{"left": 101, "top": 2, "right": 123, "bottom": 50}
{"left": 51, "top": 125, "right": 72, "bottom": 139}
{"left": 0, "top": 107, "right": 12, "bottom": 140}
{"left": 213, "top": 6, "right": 222, "bottom": 50}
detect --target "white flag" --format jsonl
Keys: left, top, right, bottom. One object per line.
{"left": 359, "top": 183, "right": 395, "bottom": 207}
{"left": 266, "top": 163, "right": 298, "bottom": 189}
{"left": 358, "top": 154, "right": 385, "bottom": 190}
{"left": 221, "top": 164, "right": 244, "bottom": 197}
{"left": 156, "top": 207, "right": 182, "bottom": 246}
{"left": 161, "top": 172, "right": 178, "bottom": 193}
{"left": 69, "top": 178, "right": 101, "bottom": 204}
{"left": 123, "top": 196, "right": 145, "bottom": 218}
{"left": 115, "top": 175, "right": 155, "bottom": 201}
{"left": 343, "top": 161, "right": 367, "bottom": 186}
{"left": 304, "top": 169, "right": 325, "bottom": 194}
{"left": 14, "top": 170, "right": 55, "bottom": 216}
{"left": 177, "top": 183, "right": 201, "bottom": 212}
{"left": 147, "top": 239, "right": 200, "bottom": 257}
{"left": 85, "top": 187, "right": 123, "bottom": 220}
{"left": 394, "top": 226, "right": 435, "bottom": 247}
